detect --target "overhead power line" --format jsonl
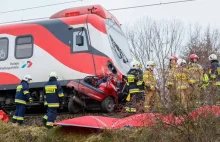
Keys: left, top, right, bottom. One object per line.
{"left": 0, "top": 0, "right": 82, "bottom": 14}
{"left": 0, "top": 0, "right": 197, "bottom": 25}
{"left": 108, "top": 0, "right": 197, "bottom": 11}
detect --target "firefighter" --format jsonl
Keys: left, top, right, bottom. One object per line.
{"left": 148, "top": 61, "right": 159, "bottom": 82}
{"left": 170, "top": 59, "right": 190, "bottom": 107}
{"left": 125, "top": 60, "right": 144, "bottom": 113}
{"left": 167, "top": 55, "right": 178, "bottom": 105}
{"left": 143, "top": 64, "right": 159, "bottom": 112}
{"left": 12, "top": 75, "right": 33, "bottom": 125}
{"left": 167, "top": 55, "right": 178, "bottom": 86}
{"left": 208, "top": 54, "right": 220, "bottom": 106}
{"left": 43, "top": 72, "right": 64, "bottom": 129}
{"left": 188, "top": 54, "right": 204, "bottom": 107}
{"left": 169, "top": 55, "right": 178, "bottom": 70}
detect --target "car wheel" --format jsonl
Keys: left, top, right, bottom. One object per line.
{"left": 101, "top": 97, "right": 115, "bottom": 113}
{"left": 68, "top": 97, "right": 82, "bottom": 114}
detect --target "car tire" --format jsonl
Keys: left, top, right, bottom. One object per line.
{"left": 68, "top": 97, "right": 82, "bottom": 114}
{"left": 101, "top": 96, "right": 115, "bottom": 113}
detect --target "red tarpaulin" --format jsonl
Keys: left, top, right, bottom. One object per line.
{"left": 0, "top": 110, "right": 9, "bottom": 123}
{"left": 55, "top": 116, "right": 119, "bottom": 129}
{"left": 55, "top": 106, "right": 220, "bottom": 130}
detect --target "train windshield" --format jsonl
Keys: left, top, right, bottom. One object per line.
{"left": 105, "top": 18, "right": 132, "bottom": 73}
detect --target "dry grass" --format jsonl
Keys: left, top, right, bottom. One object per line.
{"left": 0, "top": 110, "right": 219, "bottom": 142}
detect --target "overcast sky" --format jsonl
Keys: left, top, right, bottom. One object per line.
{"left": 0, "top": 0, "right": 219, "bottom": 28}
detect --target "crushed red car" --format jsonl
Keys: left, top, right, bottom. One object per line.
{"left": 67, "top": 73, "right": 127, "bottom": 113}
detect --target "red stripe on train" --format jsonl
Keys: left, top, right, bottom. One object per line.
{"left": 0, "top": 73, "right": 20, "bottom": 85}
{"left": 1, "top": 24, "right": 96, "bottom": 74}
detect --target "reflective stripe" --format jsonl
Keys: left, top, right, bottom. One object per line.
{"left": 45, "top": 85, "right": 57, "bottom": 93}
{"left": 46, "top": 122, "right": 54, "bottom": 126}
{"left": 137, "top": 81, "right": 143, "bottom": 86}
{"left": 211, "top": 74, "right": 216, "bottom": 79}
{"left": 125, "top": 107, "right": 137, "bottom": 113}
{"left": 216, "top": 82, "right": 220, "bottom": 86}
{"left": 168, "top": 82, "right": 173, "bottom": 85}
{"left": 48, "top": 103, "right": 59, "bottom": 108}
{"left": 189, "top": 79, "right": 196, "bottom": 84}
{"left": 129, "top": 89, "right": 141, "bottom": 94}
{"left": 177, "top": 86, "right": 188, "bottom": 89}
{"left": 203, "top": 74, "right": 209, "bottom": 82}
{"left": 15, "top": 99, "right": 26, "bottom": 105}
{"left": 144, "top": 105, "right": 150, "bottom": 108}
{"left": 16, "top": 85, "right": 23, "bottom": 92}
{"left": 58, "top": 93, "right": 64, "bottom": 97}
{"left": 44, "top": 96, "right": 46, "bottom": 99}
{"left": 127, "top": 75, "right": 135, "bottom": 82}
{"left": 12, "top": 116, "right": 17, "bottom": 119}
{"left": 209, "top": 69, "right": 212, "bottom": 74}
{"left": 17, "top": 116, "right": 24, "bottom": 121}
{"left": 44, "top": 101, "right": 48, "bottom": 105}
{"left": 150, "top": 85, "right": 155, "bottom": 90}
{"left": 43, "top": 115, "right": 48, "bottom": 120}
{"left": 23, "top": 90, "right": 29, "bottom": 95}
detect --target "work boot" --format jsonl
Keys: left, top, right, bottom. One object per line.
{"left": 42, "top": 118, "right": 47, "bottom": 126}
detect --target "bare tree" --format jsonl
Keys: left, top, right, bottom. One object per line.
{"left": 124, "top": 17, "right": 184, "bottom": 105}
{"left": 182, "top": 24, "right": 220, "bottom": 67}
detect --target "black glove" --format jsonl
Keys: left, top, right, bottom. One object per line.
{"left": 59, "top": 98, "right": 65, "bottom": 109}
{"left": 145, "top": 85, "right": 151, "bottom": 90}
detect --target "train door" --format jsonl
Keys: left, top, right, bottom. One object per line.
{"left": 70, "top": 24, "right": 95, "bottom": 75}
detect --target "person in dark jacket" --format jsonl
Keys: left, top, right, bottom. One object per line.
{"left": 43, "top": 72, "right": 64, "bottom": 129}
{"left": 124, "top": 60, "right": 144, "bottom": 113}
{"left": 12, "top": 75, "right": 33, "bottom": 125}
{"left": 208, "top": 54, "right": 220, "bottom": 106}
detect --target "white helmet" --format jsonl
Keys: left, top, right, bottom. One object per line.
{"left": 177, "top": 59, "right": 187, "bottom": 66}
{"left": 23, "top": 74, "right": 32, "bottom": 81}
{"left": 148, "top": 61, "right": 155, "bottom": 66}
{"left": 130, "top": 60, "right": 140, "bottom": 69}
{"left": 146, "top": 64, "right": 152, "bottom": 70}
{"left": 49, "top": 72, "right": 58, "bottom": 79}
{"left": 208, "top": 54, "right": 217, "bottom": 61}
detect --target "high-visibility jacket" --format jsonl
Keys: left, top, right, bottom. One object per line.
{"left": 44, "top": 77, "right": 64, "bottom": 108}
{"left": 188, "top": 63, "right": 204, "bottom": 84}
{"left": 126, "top": 69, "right": 143, "bottom": 91}
{"left": 167, "top": 65, "right": 177, "bottom": 86}
{"left": 201, "top": 73, "right": 209, "bottom": 88}
{"left": 15, "top": 80, "right": 32, "bottom": 105}
{"left": 143, "top": 69, "right": 156, "bottom": 90}
{"left": 168, "top": 67, "right": 190, "bottom": 89}
{"left": 209, "top": 60, "right": 220, "bottom": 85}
{"left": 126, "top": 69, "right": 143, "bottom": 101}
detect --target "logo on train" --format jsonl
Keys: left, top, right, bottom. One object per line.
{"left": 21, "top": 61, "right": 33, "bottom": 68}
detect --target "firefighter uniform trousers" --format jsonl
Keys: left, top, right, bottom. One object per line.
{"left": 44, "top": 78, "right": 64, "bottom": 129}
{"left": 169, "top": 67, "right": 190, "bottom": 107}
{"left": 188, "top": 63, "right": 204, "bottom": 106}
{"left": 143, "top": 69, "right": 157, "bottom": 112}
{"left": 12, "top": 81, "right": 32, "bottom": 125}
{"left": 167, "top": 65, "right": 177, "bottom": 106}
{"left": 209, "top": 69, "right": 220, "bottom": 106}
{"left": 125, "top": 70, "right": 144, "bottom": 113}
{"left": 13, "top": 104, "right": 26, "bottom": 124}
